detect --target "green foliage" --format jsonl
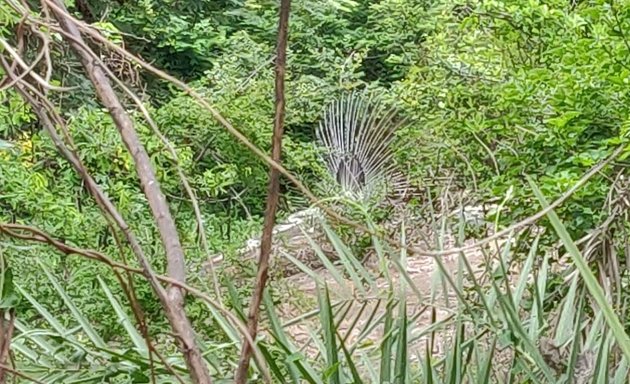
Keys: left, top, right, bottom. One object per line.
{"left": 0, "top": 2, "right": 20, "bottom": 38}
{"left": 0, "top": 91, "right": 35, "bottom": 139}
{"left": 393, "top": 0, "right": 630, "bottom": 236}
{"left": 11, "top": 262, "right": 188, "bottom": 383}
{"left": 3, "top": 0, "right": 630, "bottom": 382}
{"left": 80, "top": 0, "right": 237, "bottom": 78}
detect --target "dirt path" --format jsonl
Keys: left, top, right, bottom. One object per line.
{"left": 272, "top": 233, "right": 492, "bottom": 362}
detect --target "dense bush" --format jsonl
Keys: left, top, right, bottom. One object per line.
{"left": 2, "top": 0, "right": 630, "bottom": 381}
{"left": 392, "top": 0, "right": 630, "bottom": 236}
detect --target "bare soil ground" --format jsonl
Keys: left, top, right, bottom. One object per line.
{"left": 270, "top": 231, "right": 496, "bottom": 363}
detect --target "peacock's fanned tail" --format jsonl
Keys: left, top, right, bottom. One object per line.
{"left": 316, "top": 91, "right": 410, "bottom": 202}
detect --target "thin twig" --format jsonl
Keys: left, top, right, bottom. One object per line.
{"left": 0, "top": 310, "right": 15, "bottom": 384}
{"left": 0, "top": 364, "right": 44, "bottom": 384}
{"left": 234, "top": 0, "right": 291, "bottom": 381}
{"left": 611, "top": 0, "right": 630, "bottom": 55}
{"left": 0, "top": 37, "right": 76, "bottom": 92}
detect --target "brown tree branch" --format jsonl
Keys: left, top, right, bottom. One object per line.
{"left": 0, "top": 18, "right": 271, "bottom": 381}
{"left": 3, "top": 25, "right": 163, "bottom": 381}
{"left": 0, "top": 363, "right": 44, "bottom": 384}
{"left": 234, "top": 0, "right": 291, "bottom": 381}
{"left": 46, "top": 22, "right": 222, "bottom": 305}
{"left": 46, "top": 0, "right": 187, "bottom": 299}
{"left": 0, "top": 70, "right": 185, "bottom": 383}
{"left": 45, "top": 1, "right": 212, "bottom": 382}
{"left": 0, "top": 310, "right": 15, "bottom": 384}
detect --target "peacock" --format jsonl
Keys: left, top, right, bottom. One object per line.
{"left": 316, "top": 91, "right": 410, "bottom": 203}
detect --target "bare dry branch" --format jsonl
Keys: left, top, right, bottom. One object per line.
{"left": 0, "top": 37, "right": 76, "bottom": 92}
{"left": 0, "top": 363, "right": 44, "bottom": 384}
{"left": 0, "top": 59, "right": 206, "bottom": 384}
{"left": 0, "top": 63, "right": 187, "bottom": 381}
{"left": 46, "top": 1, "right": 212, "bottom": 381}
{"left": 0, "top": 310, "right": 15, "bottom": 384}
{"left": 49, "top": 23, "right": 223, "bottom": 304}
{"left": 0, "top": 15, "right": 271, "bottom": 381}
{"left": 235, "top": 0, "right": 291, "bottom": 381}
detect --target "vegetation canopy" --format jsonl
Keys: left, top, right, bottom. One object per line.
{"left": 0, "top": 0, "right": 630, "bottom": 383}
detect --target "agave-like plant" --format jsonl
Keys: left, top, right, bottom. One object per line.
{"left": 316, "top": 91, "right": 409, "bottom": 203}
{"left": 257, "top": 186, "right": 630, "bottom": 384}
{"left": 8, "top": 259, "right": 247, "bottom": 383}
